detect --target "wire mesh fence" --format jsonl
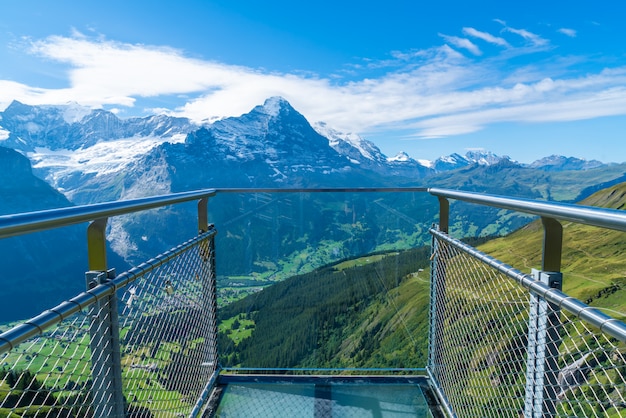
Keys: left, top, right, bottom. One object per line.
{"left": 0, "top": 229, "right": 218, "bottom": 417}
{"left": 428, "top": 230, "right": 626, "bottom": 417}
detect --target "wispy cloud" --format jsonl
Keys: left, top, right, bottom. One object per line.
{"left": 494, "top": 19, "right": 549, "bottom": 48}
{"left": 0, "top": 32, "right": 625, "bottom": 142}
{"left": 439, "top": 34, "right": 482, "bottom": 56}
{"left": 558, "top": 28, "right": 577, "bottom": 37}
{"left": 462, "top": 27, "right": 510, "bottom": 47}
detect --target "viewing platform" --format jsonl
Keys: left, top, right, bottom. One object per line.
{"left": 0, "top": 188, "right": 624, "bottom": 417}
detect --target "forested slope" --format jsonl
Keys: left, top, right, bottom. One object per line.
{"left": 216, "top": 182, "right": 626, "bottom": 369}
{"left": 217, "top": 247, "right": 432, "bottom": 368}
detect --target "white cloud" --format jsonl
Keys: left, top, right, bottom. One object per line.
{"left": 506, "top": 27, "right": 548, "bottom": 47}
{"left": 439, "top": 34, "right": 482, "bottom": 56}
{"left": 0, "top": 33, "right": 625, "bottom": 143}
{"left": 558, "top": 28, "right": 577, "bottom": 37}
{"left": 462, "top": 27, "right": 510, "bottom": 47}
{"left": 494, "top": 20, "right": 549, "bottom": 48}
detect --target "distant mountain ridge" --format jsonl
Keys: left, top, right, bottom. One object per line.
{"left": 0, "top": 98, "right": 612, "bottom": 201}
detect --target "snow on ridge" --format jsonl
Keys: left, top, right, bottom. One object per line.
{"left": 313, "top": 121, "right": 378, "bottom": 161}
{"left": 387, "top": 152, "right": 410, "bottom": 162}
{"left": 62, "top": 103, "right": 92, "bottom": 124}
{"left": 418, "top": 159, "right": 433, "bottom": 168}
{"left": 28, "top": 134, "right": 187, "bottom": 188}
{"left": 261, "top": 96, "right": 285, "bottom": 117}
{"left": 0, "top": 127, "right": 9, "bottom": 141}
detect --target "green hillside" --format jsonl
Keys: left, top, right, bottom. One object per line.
{"left": 217, "top": 182, "right": 626, "bottom": 370}
{"left": 477, "top": 182, "right": 626, "bottom": 319}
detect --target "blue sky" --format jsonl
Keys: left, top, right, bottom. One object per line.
{"left": 1, "top": 0, "right": 625, "bottom": 163}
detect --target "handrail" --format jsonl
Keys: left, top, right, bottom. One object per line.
{"left": 0, "top": 189, "right": 216, "bottom": 239}
{"left": 0, "top": 188, "right": 426, "bottom": 240}
{"left": 428, "top": 187, "right": 626, "bottom": 232}
{"left": 213, "top": 187, "right": 428, "bottom": 193}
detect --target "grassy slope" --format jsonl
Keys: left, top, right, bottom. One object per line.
{"left": 477, "top": 182, "right": 626, "bottom": 319}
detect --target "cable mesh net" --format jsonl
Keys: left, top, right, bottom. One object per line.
{"left": 429, "top": 233, "right": 626, "bottom": 417}
{"left": 0, "top": 231, "right": 217, "bottom": 417}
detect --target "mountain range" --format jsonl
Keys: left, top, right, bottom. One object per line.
{"left": 0, "top": 97, "right": 612, "bottom": 203}
{"left": 1, "top": 96, "right": 625, "bottom": 320}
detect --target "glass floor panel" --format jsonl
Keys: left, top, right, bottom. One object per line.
{"left": 210, "top": 375, "right": 438, "bottom": 417}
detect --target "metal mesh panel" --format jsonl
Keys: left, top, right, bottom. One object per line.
{"left": 0, "top": 231, "right": 218, "bottom": 417}
{"left": 119, "top": 233, "right": 218, "bottom": 416}
{"left": 549, "top": 312, "right": 626, "bottom": 417}
{"left": 0, "top": 309, "right": 96, "bottom": 416}
{"left": 429, "top": 236, "right": 530, "bottom": 417}
{"left": 429, "top": 232, "right": 626, "bottom": 417}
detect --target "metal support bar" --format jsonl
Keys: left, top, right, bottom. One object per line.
{"left": 87, "top": 269, "right": 125, "bottom": 418}
{"left": 428, "top": 224, "right": 454, "bottom": 416}
{"left": 198, "top": 197, "right": 209, "bottom": 233}
{"left": 87, "top": 218, "right": 108, "bottom": 272}
{"left": 524, "top": 269, "right": 563, "bottom": 418}
{"left": 541, "top": 217, "right": 562, "bottom": 272}
{"left": 437, "top": 197, "right": 449, "bottom": 234}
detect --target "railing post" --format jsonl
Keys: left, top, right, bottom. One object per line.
{"left": 437, "top": 196, "right": 449, "bottom": 234}
{"left": 198, "top": 197, "right": 209, "bottom": 233}
{"left": 428, "top": 223, "right": 456, "bottom": 416}
{"left": 86, "top": 218, "right": 125, "bottom": 418}
{"left": 86, "top": 269, "right": 125, "bottom": 418}
{"left": 524, "top": 217, "right": 563, "bottom": 418}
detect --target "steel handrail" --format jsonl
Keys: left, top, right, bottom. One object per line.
{"left": 0, "top": 189, "right": 216, "bottom": 239}
{"left": 428, "top": 187, "right": 626, "bottom": 232}
{"left": 0, "top": 188, "right": 427, "bottom": 240}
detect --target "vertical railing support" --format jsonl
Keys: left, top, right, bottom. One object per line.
{"left": 87, "top": 217, "right": 108, "bottom": 271}
{"left": 524, "top": 216, "right": 563, "bottom": 418}
{"left": 428, "top": 197, "right": 450, "bottom": 412}
{"left": 198, "top": 197, "right": 209, "bottom": 233}
{"left": 189, "top": 197, "right": 220, "bottom": 417}
{"left": 437, "top": 197, "right": 450, "bottom": 234}
{"left": 86, "top": 218, "right": 125, "bottom": 418}
{"left": 86, "top": 269, "right": 125, "bottom": 418}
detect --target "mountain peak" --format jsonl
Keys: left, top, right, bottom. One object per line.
{"left": 387, "top": 152, "right": 411, "bottom": 163}
{"left": 259, "top": 96, "right": 292, "bottom": 118}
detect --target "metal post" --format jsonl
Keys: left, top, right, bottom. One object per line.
{"left": 524, "top": 217, "right": 563, "bottom": 417}
{"left": 524, "top": 269, "right": 563, "bottom": 418}
{"left": 191, "top": 231, "right": 220, "bottom": 418}
{"left": 541, "top": 217, "right": 562, "bottom": 272}
{"left": 437, "top": 197, "right": 449, "bottom": 234}
{"left": 428, "top": 224, "right": 454, "bottom": 415}
{"left": 198, "top": 197, "right": 209, "bottom": 233}
{"left": 86, "top": 217, "right": 125, "bottom": 417}
{"left": 87, "top": 218, "right": 108, "bottom": 271}
{"left": 86, "top": 269, "right": 125, "bottom": 418}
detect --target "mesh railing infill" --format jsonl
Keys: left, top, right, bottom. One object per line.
{"left": 429, "top": 232, "right": 626, "bottom": 417}
{"left": 0, "top": 229, "right": 218, "bottom": 417}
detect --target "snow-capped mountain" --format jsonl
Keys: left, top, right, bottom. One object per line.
{"left": 313, "top": 121, "right": 388, "bottom": 166}
{"left": 429, "top": 151, "right": 515, "bottom": 172}
{"left": 528, "top": 155, "right": 605, "bottom": 171}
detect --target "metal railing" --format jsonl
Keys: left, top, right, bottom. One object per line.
{"left": 0, "top": 187, "right": 625, "bottom": 417}
{"left": 428, "top": 188, "right": 626, "bottom": 417}
{"left": 0, "top": 190, "right": 218, "bottom": 417}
